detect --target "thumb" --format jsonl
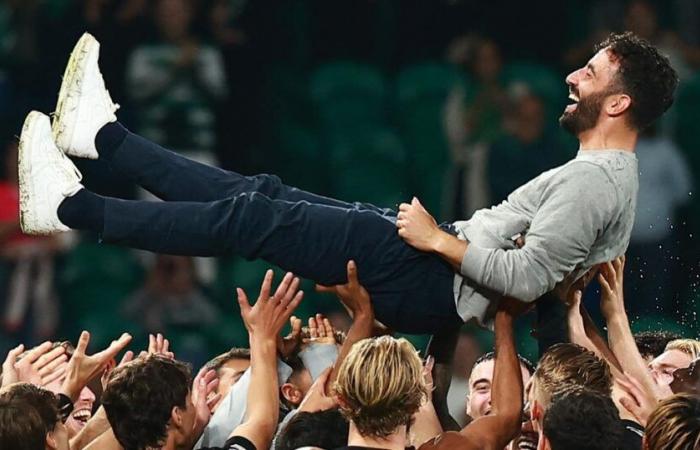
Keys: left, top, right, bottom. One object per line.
{"left": 619, "top": 396, "right": 640, "bottom": 414}
{"left": 346, "top": 260, "right": 358, "bottom": 284}
{"left": 315, "top": 284, "right": 336, "bottom": 294}
{"left": 412, "top": 196, "right": 420, "bottom": 206}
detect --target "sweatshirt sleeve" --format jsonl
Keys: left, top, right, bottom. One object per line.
{"left": 459, "top": 162, "right": 618, "bottom": 301}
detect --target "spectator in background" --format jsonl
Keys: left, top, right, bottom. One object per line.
{"left": 126, "top": 0, "right": 228, "bottom": 164}
{"left": 123, "top": 255, "right": 220, "bottom": 365}
{"left": 487, "top": 88, "right": 571, "bottom": 204}
{"left": 0, "top": 140, "right": 66, "bottom": 343}
{"left": 626, "top": 125, "right": 692, "bottom": 315}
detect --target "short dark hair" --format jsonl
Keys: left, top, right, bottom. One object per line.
{"left": 102, "top": 355, "right": 193, "bottom": 450}
{"left": 543, "top": 386, "right": 624, "bottom": 450}
{"left": 204, "top": 347, "right": 251, "bottom": 373}
{"left": 595, "top": 31, "right": 678, "bottom": 131}
{"left": 473, "top": 351, "right": 535, "bottom": 375}
{"left": 0, "top": 383, "right": 61, "bottom": 450}
{"left": 275, "top": 409, "right": 349, "bottom": 450}
{"left": 634, "top": 331, "right": 683, "bottom": 360}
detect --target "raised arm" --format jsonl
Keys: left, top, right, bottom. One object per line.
{"left": 230, "top": 271, "right": 303, "bottom": 450}
{"left": 421, "top": 298, "right": 525, "bottom": 450}
{"left": 398, "top": 163, "right": 617, "bottom": 302}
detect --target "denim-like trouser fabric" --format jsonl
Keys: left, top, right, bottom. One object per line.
{"left": 100, "top": 131, "right": 463, "bottom": 334}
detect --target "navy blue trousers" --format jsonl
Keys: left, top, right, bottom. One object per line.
{"left": 100, "top": 130, "right": 463, "bottom": 334}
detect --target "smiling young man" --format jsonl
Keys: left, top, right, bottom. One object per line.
{"left": 19, "top": 32, "right": 677, "bottom": 337}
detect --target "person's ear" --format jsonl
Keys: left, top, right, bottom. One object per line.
{"left": 537, "top": 431, "right": 550, "bottom": 450}
{"left": 281, "top": 383, "right": 303, "bottom": 405}
{"left": 606, "top": 94, "right": 632, "bottom": 117}
{"left": 171, "top": 405, "right": 184, "bottom": 430}
{"left": 45, "top": 430, "right": 59, "bottom": 450}
{"left": 531, "top": 400, "right": 544, "bottom": 432}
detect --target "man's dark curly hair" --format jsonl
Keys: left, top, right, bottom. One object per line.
{"left": 275, "top": 409, "right": 349, "bottom": 450}
{"left": 0, "top": 383, "right": 61, "bottom": 450}
{"left": 595, "top": 31, "right": 678, "bottom": 131}
{"left": 543, "top": 386, "right": 625, "bottom": 450}
{"left": 101, "top": 354, "right": 193, "bottom": 450}
{"left": 634, "top": 330, "right": 683, "bottom": 360}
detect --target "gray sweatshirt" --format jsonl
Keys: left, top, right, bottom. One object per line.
{"left": 452, "top": 150, "right": 638, "bottom": 326}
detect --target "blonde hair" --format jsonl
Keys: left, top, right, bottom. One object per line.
{"left": 334, "top": 336, "right": 427, "bottom": 439}
{"left": 533, "top": 343, "right": 612, "bottom": 407}
{"left": 665, "top": 339, "right": 700, "bottom": 360}
{"left": 645, "top": 394, "right": 700, "bottom": 450}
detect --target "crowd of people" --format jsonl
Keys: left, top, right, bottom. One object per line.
{"left": 1, "top": 257, "right": 699, "bottom": 450}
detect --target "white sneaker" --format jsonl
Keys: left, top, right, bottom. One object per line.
{"left": 52, "top": 32, "right": 119, "bottom": 159}
{"left": 19, "top": 111, "right": 84, "bottom": 235}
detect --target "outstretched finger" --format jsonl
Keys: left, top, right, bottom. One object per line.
{"left": 346, "top": 260, "right": 358, "bottom": 285}
{"left": 273, "top": 272, "right": 294, "bottom": 302}
{"left": 119, "top": 351, "right": 134, "bottom": 366}
{"left": 308, "top": 316, "right": 318, "bottom": 339}
{"left": 3, "top": 344, "right": 25, "bottom": 368}
{"left": 598, "top": 273, "right": 613, "bottom": 296}
{"left": 35, "top": 346, "right": 66, "bottom": 371}
{"left": 23, "top": 341, "right": 53, "bottom": 364}
{"left": 95, "top": 333, "right": 132, "bottom": 363}
{"left": 74, "top": 331, "right": 91, "bottom": 358}
{"left": 258, "top": 270, "right": 275, "bottom": 303}
{"left": 322, "top": 317, "right": 334, "bottom": 339}
{"left": 37, "top": 353, "right": 68, "bottom": 377}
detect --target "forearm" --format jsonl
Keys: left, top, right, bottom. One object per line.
{"left": 490, "top": 309, "right": 522, "bottom": 426}
{"left": 427, "top": 330, "right": 460, "bottom": 432}
{"left": 581, "top": 307, "right": 623, "bottom": 374}
{"left": 606, "top": 313, "right": 658, "bottom": 395}
{"left": 70, "top": 407, "right": 111, "bottom": 450}
{"left": 329, "top": 311, "right": 374, "bottom": 384}
{"left": 432, "top": 231, "right": 468, "bottom": 271}
{"left": 240, "top": 335, "right": 279, "bottom": 437}
{"left": 410, "top": 399, "right": 443, "bottom": 447}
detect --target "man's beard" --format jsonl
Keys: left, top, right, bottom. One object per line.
{"left": 559, "top": 90, "right": 609, "bottom": 136}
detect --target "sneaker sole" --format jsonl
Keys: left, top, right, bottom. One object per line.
{"left": 18, "top": 111, "right": 50, "bottom": 235}
{"left": 53, "top": 33, "right": 99, "bottom": 158}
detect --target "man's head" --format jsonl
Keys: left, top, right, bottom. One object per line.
{"left": 275, "top": 409, "right": 349, "bottom": 450}
{"left": 634, "top": 331, "right": 683, "bottom": 363}
{"left": 540, "top": 387, "right": 624, "bottom": 450}
{"left": 466, "top": 351, "right": 534, "bottom": 419}
{"left": 101, "top": 355, "right": 195, "bottom": 450}
{"left": 0, "top": 383, "right": 69, "bottom": 450}
{"left": 670, "top": 358, "right": 700, "bottom": 395}
{"left": 644, "top": 393, "right": 700, "bottom": 450}
{"left": 204, "top": 347, "right": 251, "bottom": 410}
{"left": 334, "top": 336, "right": 427, "bottom": 439}
{"left": 528, "top": 343, "right": 612, "bottom": 430}
{"left": 650, "top": 339, "right": 700, "bottom": 389}
{"left": 560, "top": 32, "right": 678, "bottom": 137}
{"left": 281, "top": 355, "right": 313, "bottom": 410}
{"left": 39, "top": 342, "right": 97, "bottom": 437}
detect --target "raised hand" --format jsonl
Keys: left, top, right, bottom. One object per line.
{"left": 297, "top": 367, "right": 338, "bottom": 413}
{"left": 191, "top": 367, "right": 221, "bottom": 435}
{"left": 277, "top": 316, "right": 303, "bottom": 358}
{"left": 1, "top": 342, "right": 68, "bottom": 388}
{"left": 598, "top": 256, "right": 626, "bottom": 320}
{"left": 316, "top": 260, "right": 372, "bottom": 320}
{"left": 306, "top": 314, "right": 337, "bottom": 345}
{"left": 617, "top": 374, "right": 659, "bottom": 427}
{"left": 145, "top": 333, "right": 174, "bottom": 359}
{"left": 396, "top": 197, "right": 442, "bottom": 252}
{"left": 61, "top": 331, "right": 132, "bottom": 401}
{"left": 237, "top": 270, "right": 304, "bottom": 340}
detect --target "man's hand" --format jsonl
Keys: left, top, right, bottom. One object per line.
{"left": 316, "top": 260, "right": 373, "bottom": 320}
{"left": 238, "top": 270, "right": 304, "bottom": 341}
{"left": 598, "top": 257, "right": 626, "bottom": 321}
{"left": 277, "top": 316, "right": 303, "bottom": 358}
{"left": 617, "top": 374, "right": 659, "bottom": 427}
{"left": 1, "top": 342, "right": 68, "bottom": 388}
{"left": 61, "top": 331, "right": 132, "bottom": 402}
{"left": 304, "top": 314, "right": 338, "bottom": 346}
{"left": 191, "top": 367, "right": 221, "bottom": 436}
{"left": 297, "top": 367, "right": 338, "bottom": 413}
{"left": 396, "top": 197, "right": 444, "bottom": 252}
{"left": 145, "top": 333, "right": 174, "bottom": 359}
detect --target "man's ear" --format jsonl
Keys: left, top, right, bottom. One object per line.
{"left": 537, "top": 430, "right": 550, "bottom": 450}
{"left": 171, "top": 405, "right": 184, "bottom": 430}
{"left": 531, "top": 400, "right": 544, "bottom": 432}
{"left": 606, "top": 94, "right": 632, "bottom": 117}
{"left": 45, "top": 430, "right": 59, "bottom": 450}
{"left": 281, "top": 383, "right": 303, "bottom": 405}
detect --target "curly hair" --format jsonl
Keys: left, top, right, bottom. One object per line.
{"left": 101, "top": 355, "right": 193, "bottom": 450}
{"left": 543, "top": 386, "right": 624, "bottom": 450}
{"left": 0, "top": 383, "right": 61, "bottom": 450}
{"left": 595, "top": 31, "right": 678, "bottom": 131}
{"left": 533, "top": 343, "right": 612, "bottom": 407}
{"left": 645, "top": 394, "right": 700, "bottom": 450}
{"left": 634, "top": 331, "right": 682, "bottom": 360}
{"left": 334, "top": 336, "right": 427, "bottom": 439}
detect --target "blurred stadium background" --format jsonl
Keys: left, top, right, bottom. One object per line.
{"left": 1, "top": 0, "right": 700, "bottom": 369}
